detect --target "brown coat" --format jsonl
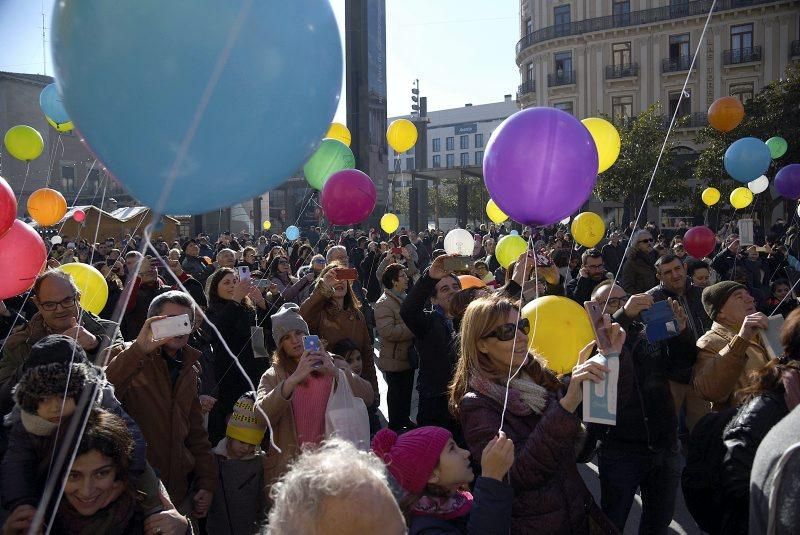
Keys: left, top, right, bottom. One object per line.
{"left": 105, "top": 342, "right": 217, "bottom": 504}
{"left": 255, "top": 363, "right": 374, "bottom": 491}
{"left": 694, "top": 321, "right": 771, "bottom": 410}
{"left": 374, "top": 290, "right": 414, "bottom": 373}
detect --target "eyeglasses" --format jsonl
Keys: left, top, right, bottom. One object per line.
{"left": 482, "top": 318, "right": 530, "bottom": 341}
{"left": 606, "top": 295, "right": 630, "bottom": 308}
{"left": 313, "top": 259, "right": 326, "bottom": 265}
{"left": 278, "top": 259, "right": 289, "bottom": 265}
{"left": 638, "top": 238, "right": 654, "bottom": 244}
{"left": 586, "top": 263, "right": 606, "bottom": 270}
{"left": 39, "top": 295, "right": 77, "bottom": 312}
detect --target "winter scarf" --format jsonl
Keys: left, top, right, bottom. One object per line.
{"left": 411, "top": 490, "right": 473, "bottom": 520}
{"left": 469, "top": 372, "right": 549, "bottom": 416}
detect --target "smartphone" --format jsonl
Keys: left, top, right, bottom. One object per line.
{"left": 151, "top": 314, "right": 192, "bottom": 341}
{"left": 303, "top": 335, "right": 323, "bottom": 368}
{"left": 335, "top": 268, "right": 358, "bottom": 281}
{"left": 536, "top": 254, "right": 552, "bottom": 267}
{"left": 442, "top": 255, "right": 473, "bottom": 273}
{"left": 584, "top": 301, "right": 612, "bottom": 353}
{"left": 391, "top": 247, "right": 403, "bottom": 255}
{"left": 237, "top": 265, "right": 251, "bottom": 281}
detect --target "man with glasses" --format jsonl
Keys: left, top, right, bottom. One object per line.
{"left": 566, "top": 248, "right": 608, "bottom": 305}
{"left": 620, "top": 229, "right": 658, "bottom": 295}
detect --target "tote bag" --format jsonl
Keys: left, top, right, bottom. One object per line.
{"left": 325, "top": 369, "right": 370, "bottom": 450}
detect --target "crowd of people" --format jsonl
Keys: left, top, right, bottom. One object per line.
{"left": 0, "top": 217, "right": 798, "bottom": 534}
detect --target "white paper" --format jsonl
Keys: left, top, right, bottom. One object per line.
{"left": 582, "top": 354, "right": 619, "bottom": 426}
{"left": 738, "top": 219, "right": 754, "bottom": 246}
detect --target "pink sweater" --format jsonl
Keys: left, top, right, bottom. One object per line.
{"left": 291, "top": 373, "right": 333, "bottom": 446}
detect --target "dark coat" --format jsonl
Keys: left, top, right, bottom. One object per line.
{"left": 601, "top": 242, "right": 626, "bottom": 276}
{"left": 619, "top": 250, "right": 657, "bottom": 295}
{"left": 361, "top": 251, "right": 383, "bottom": 302}
{"left": 565, "top": 276, "right": 603, "bottom": 305}
{"left": 711, "top": 249, "right": 738, "bottom": 279}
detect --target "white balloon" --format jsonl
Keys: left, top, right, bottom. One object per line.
{"left": 50, "top": 235, "right": 63, "bottom": 245}
{"left": 444, "top": 228, "right": 474, "bottom": 256}
{"left": 796, "top": 203, "right": 800, "bottom": 218}
{"left": 560, "top": 216, "right": 571, "bottom": 225}
{"left": 748, "top": 175, "right": 769, "bottom": 194}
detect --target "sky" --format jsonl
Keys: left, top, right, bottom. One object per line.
{"left": 0, "top": 0, "right": 520, "bottom": 120}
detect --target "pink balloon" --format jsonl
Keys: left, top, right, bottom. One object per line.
{"left": 0, "top": 220, "right": 46, "bottom": 299}
{"left": 0, "top": 176, "right": 17, "bottom": 237}
{"left": 683, "top": 226, "right": 716, "bottom": 259}
{"left": 320, "top": 169, "right": 376, "bottom": 225}
{"left": 73, "top": 209, "right": 86, "bottom": 222}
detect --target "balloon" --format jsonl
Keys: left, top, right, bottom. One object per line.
{"left": 52, "top": 0, "right": 342, "bottom": 215}
{"left": 729, "top": 187, "right": 754, "bottom": 209}
{"left": 386, "top": 119, "right": 418, "bottom": 153}
{"left": 27, "top": 188, "right": 67, "bottom": 227}
{"left": 58, "top": 263, "right": 108, "bottom": 315}
{"left": 0, "top": 176, "right": 17, "bottom": 237}
{"left": 485, "top": 199, "right": 508, "bottom": 224}
{"left": 559, "top": 216, "right": 571, "bottom": 225}
{"left": 775, "top": 164, "right": 800, "bottom": 200}
{"left": 320, "top": 169, "right": 376, "bottom": 226}
{"left": 73, "top": 209, "right": 86, "bottom": 223}
{"left": 522, "top": 296, "right": 594, "bottom": 374}
{"left": 0, "top": 220, "right": 47, "bottom": 299}
{"left": 484, "top": 107, "right": 599, "bottom": 226}
{"left": 510, "top": 230, "right": 519, "bottom": 236}
{"left": 724, "top": 137, "right": 771, "bottom": 183}
{"left": 766, "top": 137, "right": 788, "bottom": 159}
{"left": 45, "top": 116, "right": 73, "bottom": 133}
{"left": 581, "top": 117, "right": 620, "bottom": 173}
{"left": 3, "top": 125, "right": 44, "bottom": 161}
{"left": 748, "top": 175, "right": 769, "bottom": 194}
{"left": 797, "top": 204, "right": 800, "bottom": 218}
{"left": 285, "top": 225, "right": 300, "bottom": 241}
{"left": 262, "top": 220, "right": 271, "bottom": 231}
{"left": 303, "top": 138, "right": 355, "bottom": 190}
{"left": 708, "top": 96, "right": 744, "bottom": 133}
{"left": 683, "top": 226, "right": 716, "bottom": 258}
{"left": 326, "top": 122, "right": 351, "bottom": 147}
{"left": 571, "top": 212, "right": 606, "bottom": 248}
{"left": 39, "top": 83, "right": 71, "bottom": 126}
{"left": 495, "top": 235, "right": 528, "bottom": 268}
{"left": 51, "top": 235, "right": 63, "bottom": 245}
{"left": 458, "top": 275, "right": 486, "bottom": 289}
{"left": 444, "top": 228, "right": 474, "bottom": 256}
{"left": 380, "top": 213, "right": 399, "bottom": 234}
{"left": 701, "top": 187, "right": 721, "bottom": 207}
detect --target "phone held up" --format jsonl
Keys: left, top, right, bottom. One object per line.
{"left": 334, "top": 268, "right": 358, "bottom": 281}
{"left": 237, "top": 265, "right": 251, "bottom": 282}
{"left": 151, "top": 314, "right": 193, "bottom": 341}
{"left": 583, "top": 301, "right": 612, "bottom": 353}
{"left": 303, "top": 335, "right": 323, "bottom": 369}
{"left": 442, "top": 255, "right": 472, "bottom": 273}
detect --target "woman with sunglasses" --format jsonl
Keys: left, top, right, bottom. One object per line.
{"left": 620, "top": 229, "right": 658, "bottom": 295}
{"left": 449, "top": 295, "right": 625, "bottom": 533}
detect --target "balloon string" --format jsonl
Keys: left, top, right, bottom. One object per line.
{"left": 19, "top": 162, "right": 30, "bottom": 198}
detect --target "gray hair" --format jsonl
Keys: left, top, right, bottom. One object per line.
{"left": 266, "top": 439, "right": 391, "bottom": 534}
{"left": 147, "top": 290, "right": 195, "bottom": 323}
{"left": 216, "top": 248, "right": 235, "bottom": 261}
{"left": 325, "top": 245, "right": 347, "bottom": 263}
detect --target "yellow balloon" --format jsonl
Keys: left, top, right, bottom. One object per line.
{"left": 496, "top": 235, "right": 528, "bottom": 268}
{"left": 701, "top": 187, "right": 721, "bottom": 207}
{"left": 4, "top": 125, "right": 44, "bottom": 161}
{"left": 522, "top": 296, "right": 595, "bottom": 374}
{"left": 387, "top": 119, "right": 418, "bottom": 153}
{"left": 58, "top": 263, "right": 109, "bottom": 316}
{"left": 46, "top": 116, "right": 74, "bottom": 133}
{"left": 571, "top": 212, "right": 606, "bottom": 248}
{"left": 262, "top": 220, "right": 271, "bottom": 231}
{"left": 730, "top": 187, "right": 753, "bottom": 209}
{"left": 486, "top": 199, "right": 508, "bottom": 224}
{"left": 380, "top": 213, "right": 400, "bottom": 234}
{"left": 325, "top": 122, "right": 351, "bottom": 147}
{"left": 581, "top": 117, "right": 621, "bottom": 174}
{"left": 27, "top": 188, "right": 67, "bottom": 227}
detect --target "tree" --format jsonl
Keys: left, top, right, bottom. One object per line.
{"left": 593, "top": 104, "right": 691, "bottom": 221}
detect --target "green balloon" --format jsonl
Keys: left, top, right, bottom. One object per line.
{"left": 303, "top": 138, "right": 355, "bottom": 190}
{"left": 766, "top": 136, "right": 788, "bottom": 159}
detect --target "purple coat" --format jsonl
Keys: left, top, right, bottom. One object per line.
{"left": 459, "top": 389, "right": 617, "bottom": 534}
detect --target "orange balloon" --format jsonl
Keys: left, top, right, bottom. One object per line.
{"left": 708, "top": 96, "right": 744, "bottom": 133}
{"left": 27, "top": 188, "right": 67, "bottom": 227}
{"left": 458, "top": 275, "right": 486, "bottom": 289}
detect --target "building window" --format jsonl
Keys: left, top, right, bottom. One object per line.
{"left": 668, "top": 90, "right": 691, "bottom": 118}
{"left": 87, "top": 168, "right": 100, "bottom": 194}
{"left": 61, "top": 165, "right": 75, "bottom": 193}
{"left": 612, "top": 1, "right": 630, "bottom": 25}
{"left": 475, "top": 133, "right": 484, "bottom": 148}
{"left": 446, "top": 154, "right": 454, "bottom": 167}
{"left": 554, "top": 5, "right": 570, "bottom": 36}
{"left": 460, "top": 135, "right": 469, "bottom": 150}
{"left": 394, "top": 159, "right": 401, "bottom": 172}
{"left": 460, "top": 153, "right": 469, "bottom": 167}
{"left": 432, "top": 138, "right": 441, "bottom": 152}
{"left": 612, "top": 95, "right": 633, "bottom": 122}
{"left": 730, "top": 23, "right": 754, "bottom": 61}
{"left": 612, "top": 42, "right": 631, "bottom": 67}
{"left": 475, "top": 150, "right": 484, "bottom": 166}
{"left": 446, "top": 137, "right": 454, "bottom": 151}
{"left": 432, "top": 154, "right": 441, "bottom": 168}
{"left": 730, "top": 82, "right": 754, "bottom": 103}
{"left": 554, "top": 101, "right": 574, "bottom": 115}
{"left": 525, "top": 17, "right": 533, "bottom": 36}
{"left": 526, "top": 62, "right": 534, "bottom": 82}
{"left": 553, "top": 51, "right": 573, "bottom": 84}
{"left": 669, "top": 33, "right": 690, "bottom": 60}
{"left": 406, "top": 157, "right": 415, "bottom": 170}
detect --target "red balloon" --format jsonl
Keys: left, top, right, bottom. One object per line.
{"left": 320, "top": 169, "right": 376, "bottom": 226}
{"left": 683, "top": 226, "right": 716, "bottom": 259}
{"left": 0, "top": 176, "right": 17, "bottom": 237}
{"left": 0, "top": 220, "right": 46, "bottom": 299}
{"left": 73, "top": 209, "right": 86, "bottom": 222}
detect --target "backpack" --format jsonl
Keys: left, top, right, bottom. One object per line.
{"left": 681, "top": 406, "right": 738, "bottom": 535}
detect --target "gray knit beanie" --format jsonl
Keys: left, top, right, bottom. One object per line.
{"left": 271, "top": 303, "right": 310, "bottom": 346}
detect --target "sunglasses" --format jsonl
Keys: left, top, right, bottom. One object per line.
{"left": 482, "top": 318, "right": 530, "bottom": 341}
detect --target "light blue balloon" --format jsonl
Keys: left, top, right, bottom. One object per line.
{"left": 510, "top": 230, "right": 519, "bottom": 235}
{"left": 724, "top": 137, "right": 772, "bottom": 184}
{"left": 285, "top": 225, "right": 300, "bottom": 241}
{"left": 51, "top": 0, "right": 342, "bottom": 215}
{"left": 39, "top": 83, "right": 71, "bottom": 125}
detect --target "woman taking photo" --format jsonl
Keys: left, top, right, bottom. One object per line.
{"left": 266, "top": 257, "right": 301, "bottom": 304}
{"left": 237, "top": 246, "right": 260, "bottom": 273}
{"left": 450, "top": 296, "right": 623, "bottom": 533}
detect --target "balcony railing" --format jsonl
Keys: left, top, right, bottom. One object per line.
{"left": 517, "top": 79, "right": 536, "bottom": 97}
{"left": 663, "top": 112, "right": 709, "bottom": 129}
{"left": 548, "top": 70, "right": 576, "bottom": 87}
{"left": 662, "top": 55, "right": 694, "bottom": 73}
{"left": 605, "top": 62, "right": 639, "bottom": 79}
{"left": 517, "top": 0, "right": 784, "bottom": 55}
{"left": 791, "top": 39, "right": 800, "bottom": 57}
{"left": 723, "top": 46, "right": 762, "bottom": 65}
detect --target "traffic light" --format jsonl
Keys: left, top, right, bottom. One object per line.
{"left": 411, "top": 87, "right": 420, "bottom": 112}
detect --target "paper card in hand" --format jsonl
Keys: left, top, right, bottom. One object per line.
{"left": 640, "top": 300, "right": 680, "bottom": 344}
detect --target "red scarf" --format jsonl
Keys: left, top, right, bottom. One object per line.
{"left": 411, "top": 490, "right": 473, "bottom": 520}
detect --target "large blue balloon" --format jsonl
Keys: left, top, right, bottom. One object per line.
{"left": 39, "top": 83, "right": 71, "bottom": 125}
{"left": 724, "top": 137, "right": 772, "bottom": 183}
{"left": 51, "top": 1, "right": 341, "bottom": 215}
{"left": 285, "top": 225, "right": 300, "bottom": 241}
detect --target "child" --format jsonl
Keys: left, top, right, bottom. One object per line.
{"left": 206, "top": 392, "right": 267, "bottom": 535}
{"left": 767, "top": 279, "right": 798, "bottom": 318}
{"left": 330, "top": 338, "right": 363, "bottom": 377}
{"left": 371, "top": 426, "right": 514, "bottom": 534}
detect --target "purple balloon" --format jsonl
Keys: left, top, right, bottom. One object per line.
{"left": 775, "top": 164, "right": 800, "bottom": 200}
{"left": 483, "top": 107, "right": 599, "bottom": 226}
{"left": 320, "top": 169, "right": 376, "bottom": 225}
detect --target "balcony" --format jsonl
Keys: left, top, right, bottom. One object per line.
{"left": 517, "top": 79, "right": 536, "bottom": 97}
{"left": 548, "top": 70, "right": 576, "bottom": 87}
{"left": 662, "top": 55, "right": 694, "bottom": 73}
{"left": 605, "top": 63, "right": 639, "bottom": 79}
{"left": 516, "top": 0, "right": 784, "bottom": 55}
{"left": 723, "top": 46, "right": 762, "bottom": 65}
{"left": 791, "top": 39, "right": 800, "bottom": 57}
{"left": 663, "top": 112, "right": 709, "bottom": 129}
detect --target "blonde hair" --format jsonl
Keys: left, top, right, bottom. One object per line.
{"left": 449, "top": 296, "right": 560, "bottom": 417}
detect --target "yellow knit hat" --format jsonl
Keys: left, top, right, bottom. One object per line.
{"left": 226, "top": 393, "right": 266, "bottom": 446}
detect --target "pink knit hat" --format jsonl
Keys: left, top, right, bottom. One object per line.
{"left": 371, "top": 426, "right": 452, "bottom": 494}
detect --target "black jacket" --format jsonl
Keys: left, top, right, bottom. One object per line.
{"left": 565, "top": 276, "right": 603, "bottom": 305}
{"left": 601, "top": 242, "right": 626, "bottom": 275}
{"left": 711, "top": 249, "right": 738, "bottom": 279}
{"left": 619, "top": 250, "right": 657, "bottom": 295}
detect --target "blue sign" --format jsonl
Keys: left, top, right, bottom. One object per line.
{"left": 454, "top": 123, "right": 477, "bottom": 135}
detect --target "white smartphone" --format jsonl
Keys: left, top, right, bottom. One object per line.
{"left": 151, "top": 314, "right": 193, "bottom": 341}
{"left": 237, "top": 265, "right": 251, "bottom": 282}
